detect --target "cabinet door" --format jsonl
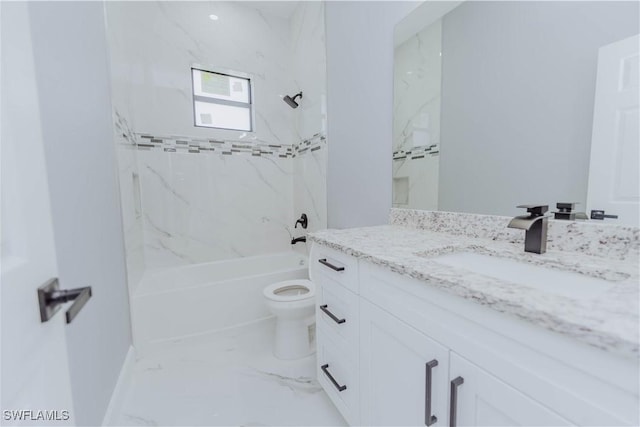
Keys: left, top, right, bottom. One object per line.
{"left": 360, "top": 299, "right": 449, "bottom": 426}
{"left": 449, "top": 352, "right": 572, "bottom": 426}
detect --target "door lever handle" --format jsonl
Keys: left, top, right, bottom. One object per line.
{"left": 38, "top": 278, "right": 92, "bottom": 324}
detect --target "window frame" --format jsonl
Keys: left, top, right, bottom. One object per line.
{"left": 191, "top": 65, "right": 255, "bottom": 132}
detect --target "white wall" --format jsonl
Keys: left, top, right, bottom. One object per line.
{"left": 27, "top": 2, "right": 132, "bottom": 425}
{"left": 325, "top": 1, "right": 419, "bottom": 228}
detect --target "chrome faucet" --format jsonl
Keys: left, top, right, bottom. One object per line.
{"left": 508, "top": 205, "right": 549, "bottom": 254}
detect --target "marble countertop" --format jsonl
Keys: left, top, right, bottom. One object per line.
{"left": 309, "top": 225, "right": 639, "bottom": 358}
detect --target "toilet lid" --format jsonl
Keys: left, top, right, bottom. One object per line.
{"left": 264, "top": 279, "right": 315, "bottom": 302}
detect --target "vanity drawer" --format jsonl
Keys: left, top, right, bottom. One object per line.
{"left": 317, "top": 329, "right": 359, "bottom": 425}
{"left": 316, "top": 274, "right": 359, "bottom": 354}
{"left": 311, "top": 244, "right": 359, "bottom": 294}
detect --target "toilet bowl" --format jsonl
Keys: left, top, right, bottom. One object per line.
{"left": 263, "top": 279, "right": 316, "bottom": 360}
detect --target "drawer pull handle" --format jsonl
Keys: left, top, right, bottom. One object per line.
{"left": 425, "top": 359, "right": 438, "bottom": 426}
{"left": 320, "top": 305, "right": 346, "bottom": 324}
{"left": 449, "top": 376, "right": 464, "bottom": 427}
{"left": 321, "top": 364, "right": 347, "bottom": 392}
{"left": 318, "top": 258, "right": 345, "bottom": 272}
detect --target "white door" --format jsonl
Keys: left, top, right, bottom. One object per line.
{"left": 360, "top": 300, "right": 449, "bottom": 426}
{"left": 1, "top": 2, "right": 75, "bottom": 425}
{"left": 586, "top": 34, "right": 640, "bottom": 226}
{"left": 448, "top": 353, "right": 570, "bottom": 427}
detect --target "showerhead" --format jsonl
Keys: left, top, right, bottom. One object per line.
{"left": 283, "top": 91, "right": 303, "bottom": 109}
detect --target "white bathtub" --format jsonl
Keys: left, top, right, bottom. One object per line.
{"left": 131, "top": 251, "right": 308, "bottom": 355}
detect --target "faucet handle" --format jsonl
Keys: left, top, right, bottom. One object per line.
{"left": 556, "top": 202, "right": 579, "bottom": 211}
{"left": 590, "top": 210, "right": 619, "bottom": 220}
{"left": 516, "top": 204, "right": 548, "bottom": 216}
{"left": 554, "top": 202, "right": 581, "bottom": 220}
{"left": 295, "top": 213, "right": 308, "bottom": 229}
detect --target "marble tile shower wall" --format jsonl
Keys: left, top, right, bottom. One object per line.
{"left": 113, "top": 113, "right": 145, "bottom": 291}
{"left": 291, "top": 1, "right": 327, "bottom": 142}
{"left": 392, "top": 19, "right": 443, "bottom": 210}
{"left": 133, "top": 133, "right": 325, "bottom": 268}
{"left": 105, "top": 1, "right": 327, "bottom": 275}
{"left": 139, "top": 148, "right": 293, "bottom": 267}
{"left": 393, "top": 18, "right": 442, "bottom": 157}
{"left": 392, "top": 153, "right": 439, "bottom": 209}
{"left": 106, "top": 1, "right": 297, "bottom": 142}
{"left": 291, "top": 1, "right": 328, "bottom": 247}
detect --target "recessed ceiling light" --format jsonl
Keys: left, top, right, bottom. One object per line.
{"left": 209, "top": 14, "right": 219, "bottom": 21}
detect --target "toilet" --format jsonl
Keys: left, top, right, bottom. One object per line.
{"left": 263, "top": 279, "right": 316, "bottom": 360}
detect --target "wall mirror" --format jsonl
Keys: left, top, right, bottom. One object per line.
{"left": 393, "top": 1, "right": 639, "bottom": 225}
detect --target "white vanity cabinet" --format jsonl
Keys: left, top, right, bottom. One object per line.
{"left": 359, "top": 299, "right": 570, "bottom": 427}
{"left": 310, "top": 243, "right": 639, "bottom": 427}
{"left": 311, "top": 245, "right": 361, "bottom": 425}
{"left": 448, "top": 353, "right": 571, "bottom": 426}
{"left": 359, "top": 299, "right": 449, "bottom": 426}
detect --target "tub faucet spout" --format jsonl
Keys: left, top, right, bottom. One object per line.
{"left": 291, "top": 236, "right": 306, "bottom": 245}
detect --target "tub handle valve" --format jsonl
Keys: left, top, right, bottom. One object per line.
{"left": 295, "top": 213, "right": 308, "bottom": 229}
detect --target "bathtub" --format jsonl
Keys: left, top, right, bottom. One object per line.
{"left": 131, "top": 251, "right": 308, "bottom": 355}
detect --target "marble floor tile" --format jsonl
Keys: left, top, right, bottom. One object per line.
{"left": 113, "top": 319, "right": 346, "bottom": 426}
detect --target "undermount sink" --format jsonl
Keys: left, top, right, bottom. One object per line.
{"left": 430, "top": 252, "right": 614, "bottom": 299}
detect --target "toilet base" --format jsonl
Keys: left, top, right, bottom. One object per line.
{"left": 273, "top": 316, "right": 315, "bottom": 360}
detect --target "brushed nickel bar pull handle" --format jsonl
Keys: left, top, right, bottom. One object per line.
{"left": 321, "top": 364, "right": 347, "bottom": 392}
{"left": 425, "top": 359, "right": 438, "bottom": 426}
{"left": 318, "top": 258, "right": 344, "bottom": 272}
{"left": 319, "top": 305, "right": 346, "bottom": 324}
{"left": 450, "top": 376, "right": 464, "bottom": 427}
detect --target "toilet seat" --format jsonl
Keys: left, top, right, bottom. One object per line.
{"left": 263, "top": 279, "right": 315, "bottom": 302}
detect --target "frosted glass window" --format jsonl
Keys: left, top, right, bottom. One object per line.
{"left": 194, "top": 101, "right": 252, "bottom": 131}
{"left": 192, "top": 68, "right": 253, "bottom": 131}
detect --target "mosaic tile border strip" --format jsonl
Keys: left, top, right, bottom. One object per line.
{"left": 114, "top": 110, "right": 326, "bottom": 158}
{"left": 393, "top": 143, "right": 439, "bottom": 160}
{"left": 294, "top": 133, "right": 326, "bottom": 157}
{"left": 129, "top": 132, "right": 326, "bottom": 159}
{"left": 135, "top": 133, "right": 293, "bottom": 158}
